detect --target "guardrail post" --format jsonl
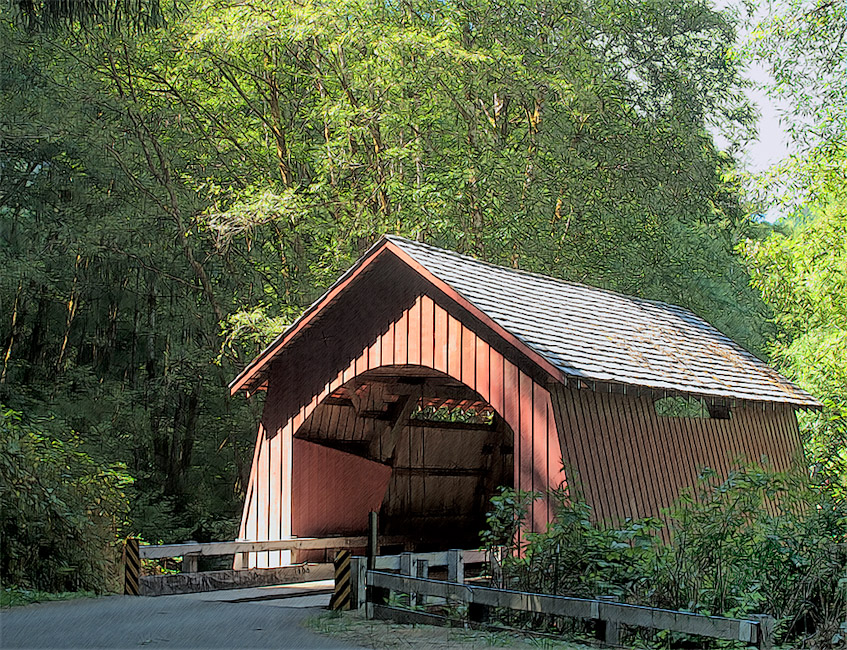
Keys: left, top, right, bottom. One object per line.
{"left": 595, "top": 596, "right": 620, "bottom": 646}
{"left": 366, "top": 512, "right": 389, "bottom": 609}
{"left": 183, "top": 549, "right": 199, "bottom": 574}
{"left": 398, "top": 552, "right": 413, "bottom": 606}
{"left": 367, "top": 511, "right": 379, "bottom": 569}
{"left": 751, "top": 614, "right": 775, "bottom": 650}
{"left": 412, "top": 559, "right": 428, "bottom": 608}
{"left": 447, "top": 549, "right": 463, "bottom": 584}
{"left": 123, "top": 538, "right": 140, "bottom": 596}
{"left": 351, "top": 557, "right": 367, "bottom": 611}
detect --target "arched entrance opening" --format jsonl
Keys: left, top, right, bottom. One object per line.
{"left": 291, "top": 366, "right": 514, "bottom": 555}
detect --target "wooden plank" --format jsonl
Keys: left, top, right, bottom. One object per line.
{"left": 643, "top": 392, "right": 680, "bottom": 519}
{"left": 256, "top": 430, "right": 270, "bottom": 568}
{"left": 269, "top": 428, "right": 282, "bottom": 566}
{"left": 371, "top": 549, "right": 486, "bottom": 571}
{"left": 280, "top": 422, "right": 293, "bottom": 562}
{"left": 634, "top": 395, "right": 672, "bottom": 524}
{"left": 408, "top": 296, "right": 422, "bottom": 366}
{"left": 434, "top": 302, "right": 448, "bottom": 373}
{"left": 371, "top": 390, "right": 419, "bottom": 461}
{"left": 368, "top": 332, "right": 382, "bottom": 370}
{"left": 461, "top": 327, "right": 476, "bottom": 389}
{"left": 141, "top": 536, "right": 373, "bottom": 559}
{"left": 598, "top": 389, "right": 637, "bottom": 519}
{"left": 570, "top": 387, "right": 604, "bottom": 519}
{"left": 590, "top": 389, "right": 625, "bottom": 522}
{"left": 599, "top": 602, "right": 753, "bottom": 642}
{"left": 548, "top": 384, "right": 580, "bottom": 498}
{"left": 140, "top": 563, "right": 334, "bottom": 596}
{"left": 420, "top": 295, "right": 435, "bottom": 368}
{"left": 394, "top": 309, "right": 408, "bottom": 366}
{"left": 546, "top": 396, "right": 563, "bottom": 499}
{"left": 503, "top": 359, "right": 520, "bottom": 497}
{"left": 619, "top": 393, "right": 656, "bottom": 520}
{"left": 519, "top": 371, "right": 534, "bottom": 503}
{"left": 488, "top": 348, "right": 505, "bottom": 418}
{"left": 475, "top": 336, "right": 489, "bottom": 405}
{"left": 368, "top": 572, "right": 597, "bottom": 619}
{"left": 447, "top": 314, "right": 462, "bottom": 380}
{"left": 532, "top": 382, "right": 549, "bottom": 527}
{"left": 383, "top": 321, "right": 395, "bottom": 366}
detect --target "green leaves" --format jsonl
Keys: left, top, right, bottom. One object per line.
{"left": 482, "top": 464, "right": 847, "bottom": 647}
{"left": 0, "top": 408, "right": 131, "bottom": 593}
{"left": 744, "top": 199, "right": 847, "bottom": 497}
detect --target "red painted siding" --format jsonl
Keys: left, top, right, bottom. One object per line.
{"left": 238, "top": 282, "right": 567, "bottom": 567}
{"left": 550, "top": 384, "right": 803, "bottom": 524}
{"left": 237, "top": 255, "right": 802, "bottom": 567}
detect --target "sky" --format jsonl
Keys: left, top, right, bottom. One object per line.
{"left": 716, "top": 0, "right": 795, "bottom": 174}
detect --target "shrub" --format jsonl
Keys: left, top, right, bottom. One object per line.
{"left": 0, "top": 407, "right": 131, "bottom": 593}
{"left": 482, "top": 464, "right": 847, "bottom": 648}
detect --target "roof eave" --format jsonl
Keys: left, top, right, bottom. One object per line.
{"left": 229, "top": 237, "right": 568, "bottom": 396}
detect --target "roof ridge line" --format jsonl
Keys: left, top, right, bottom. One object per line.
{"left": 383, "top": 234, "right": 696, "bottom": 314}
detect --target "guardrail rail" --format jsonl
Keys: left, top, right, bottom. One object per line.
{"left": 349, "top": 552, "right": 775, "bottom": 649}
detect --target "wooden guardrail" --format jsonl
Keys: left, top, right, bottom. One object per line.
{"left": 129, "top": 536, "right": 385, "bottom": 596}
{"left": 140, "top": 536, "right": 371, "bottom": 562}
{"left": 350, "top": 553, "right": 774, "bottom": 649}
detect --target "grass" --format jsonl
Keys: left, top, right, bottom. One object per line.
{"left": 0, "top": 586, "right": 98, "bottom": 608}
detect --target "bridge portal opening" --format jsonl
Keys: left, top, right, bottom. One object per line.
{"left": 291, "top": 367, "right": 514, "bottom": 555}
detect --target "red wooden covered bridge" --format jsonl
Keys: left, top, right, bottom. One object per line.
{"left": 230, "top": 236, "right": 819, "bottom": 567}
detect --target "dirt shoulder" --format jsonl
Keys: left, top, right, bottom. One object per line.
{"left": 305, "top": 610, "right": 601, "bottom": 650}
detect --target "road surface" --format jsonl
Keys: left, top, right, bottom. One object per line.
{"left": 0, "top": 581, "right": 364, "bottom": 649}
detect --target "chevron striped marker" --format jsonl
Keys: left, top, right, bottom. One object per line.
{"left": 124, "top": 538, "right": 140, "bottom": 596}
{"left": 329, "top": 550, "right": 351, "bottom": 610}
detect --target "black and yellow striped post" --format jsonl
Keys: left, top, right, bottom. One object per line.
{"left": 123, "top": 538, "right": 141, "bottom": 596}
{"left": 329, "top": 550, "right": 352, "bottom": 610}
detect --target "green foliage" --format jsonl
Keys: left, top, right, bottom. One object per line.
{"left": 411, "top": 404, "right": 494, "bottom": 425}
{"left": 0, "top": 0, "right": 777, "bottom": 590}
{"left": 482, "top": 487, "right": 537, "bottom": 550}
{"left": 744, "top": 199, "right": 847, "bottom": 496}
{"left": 493, "top": 492, "right": 664, "bottom": 602}
{"left": 746, "top": 0, "right": 846, "bottom": 208}
{"left": 665, "top": 466, "right": 847, "bottom": 637}
{"left": 0, "top": 408, "right": 131, "bottom": 593}
{"left": 484, "top": 465, "right": 847, "bottom": 648}
{"left": 654, "top": 396, "right": 709, "bottom": 418}
{"left": 0, "top": 586, "right": 97, "bottom": 608}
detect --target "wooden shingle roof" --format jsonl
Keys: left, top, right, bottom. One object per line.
{"left": 231, "top": 235, "right": 820, "bottom": 408}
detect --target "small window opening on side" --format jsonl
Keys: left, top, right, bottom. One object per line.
{"left": 654, "top": 395, "right": 725, "bottom": 419}
{"left": 411, "top": 403, "right": 494, "bottom": 425}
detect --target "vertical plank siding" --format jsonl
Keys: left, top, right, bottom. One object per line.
{"left": 549, "top": 385, "right": 802, "bottom": 525}
{"left": 237, "top": 258, "right": 802, "bottom": 567}
{"left": 238, "top": 290, "right": 568, "bottom": 567}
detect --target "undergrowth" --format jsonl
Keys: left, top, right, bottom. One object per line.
{"left": 483, "top": 464, "right": 847, "bottom": 649}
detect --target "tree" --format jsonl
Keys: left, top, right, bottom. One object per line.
{"left": 743, "top": 0, "right": 846, "bottom": 493}
{"left": 744, "top": 201, "right": 847, "bottom": 495}
{"left": 747, "top": 0, "right": 846, "bottom": 205}
{"left": 1, "top": 0, "right": 774, "bottom": 567}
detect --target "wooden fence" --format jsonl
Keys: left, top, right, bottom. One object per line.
{"left": 131, "top": 536, "right": 380, "bottom": 596}
{"left": 350, "top": 552, "right": 775, "bottom": 649}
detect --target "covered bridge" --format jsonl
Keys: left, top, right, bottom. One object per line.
{"left": 230, "top": 236, "right": 819, "bottom": 566}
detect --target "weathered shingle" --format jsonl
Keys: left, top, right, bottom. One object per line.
{"left": 386, "top": 235, "right": 819, "bottom": 407}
